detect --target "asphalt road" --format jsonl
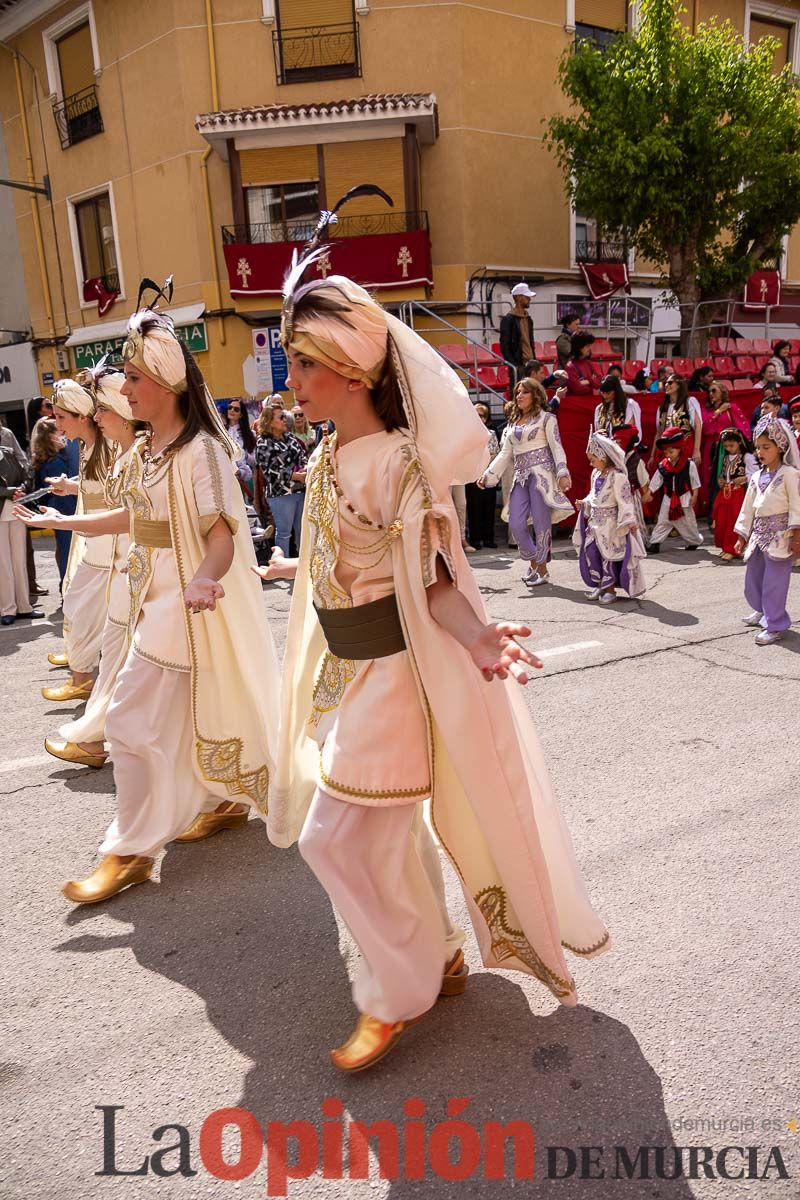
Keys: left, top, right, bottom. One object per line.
{"left": 2, "top": 529, "right": 798, "bottom": 1200}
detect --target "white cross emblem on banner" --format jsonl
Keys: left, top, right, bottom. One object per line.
{"left": 236, "top": 257, "right": 252, "bottom": 289}
{"left": 316, "top": 251, "right": 332, "bottom": 279}
{"left": 397, "top": 246, "right": 413, "bottom": 278}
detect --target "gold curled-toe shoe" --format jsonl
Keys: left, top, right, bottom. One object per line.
{"left": 45, "top": 738, "right": 107, "bottom": 769}
{"left": 330, "top": 1014, "right": 417, "bottom": 1073}
{"left": 41, "top": 680, "right": 94, "bottom": 703}
{"left": 47, "top": 651, "right": 69, "bottom": 668}
{"left": 440, "top": 949, "right": 470, "bottom": 997}
{"left": 62, "top": 854, "right": 153, "bottom": 904}
{"left": 173, "top": 802, "right": 249, "bottom": 843}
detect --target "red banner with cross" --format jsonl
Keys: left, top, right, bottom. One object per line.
{"left": 743, "top": 269, "right": 781, "bottom": 310}
{"left": 578, "top": 261, "right": 631, "bottom": 301}
{"left": 224, "top": 230, "right": 433, "bottom": 297}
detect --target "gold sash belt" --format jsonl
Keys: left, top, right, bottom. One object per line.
{"left": 132, "top": 517, "right": 173, "bottom": 549}
{"left": 314, "top": 593, "right": 406, "bottom": 660}
{"left": 81, "top": 491, "right": 108, "bottom": 512}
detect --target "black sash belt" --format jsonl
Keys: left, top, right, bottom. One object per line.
{"left": 314, "top": 593, "right": 406, "bottom": 660}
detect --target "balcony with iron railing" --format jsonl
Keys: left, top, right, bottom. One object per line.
{"left": 53, "top": 84, "right": 103, "bottom": 150}
{"left": 222, "top": 210, "right": 429, "bottom": 246}
{"left": 273, "top": 20, "right": 361, "bottom": 85}
{"left": 575, "top": 238, "right": 627, "bottom": 263}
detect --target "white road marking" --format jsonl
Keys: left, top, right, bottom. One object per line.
{"left": 0, "top": 753, "right": 51, "bottom": 775}
{"left": 537, "top": 640, "right": 602, "bottom": 659}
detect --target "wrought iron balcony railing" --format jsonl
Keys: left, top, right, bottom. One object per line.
{"left": 575, "top": 238, "right": 627, "bottom": 262}
{"left": 273, "top": 20, "right": 361, "bottom": 85}
{"left": 53, "top": 84, "right": 103, "bottom": 150}
{"left": 222, "top": 210, "right": 429, "bottom": 246}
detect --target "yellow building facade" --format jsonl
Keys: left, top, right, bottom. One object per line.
{"left": 1, "top": 0, "right": 799, "bottom": 400}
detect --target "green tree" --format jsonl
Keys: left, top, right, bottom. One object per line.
{"left": 547, "top": 0, "right": 800, "bottom": 354}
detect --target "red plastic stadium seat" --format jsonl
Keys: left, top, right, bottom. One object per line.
{"left": 623, "top": 359, "right": 645, "bottom": 383}
{"left": 788, "top": 357, "right": 800, "bottom": 376}
{"left": 788, "top": 340, "right": 800, "bottom": 356}
{"left": 753, "top": 355, "right": 770, "bottom": 371}
{"left": 735, "top": 355, "right": 757, "bottom": 377}
{"left": 717, "top": 337, "right": 738, "bottom": 354}
{"left": 708, "top": 337, "right": 722, "bottom": 354}
{"left": 542, "top": 340, "right": 558, "bottom": 360}
{"left": 751, "top": 339, "right": 771, "bottom": 354}
{"left": 673, "top": 357, "right": 694, "bottom": 376}
{"left": 693, "top": 357, "right": 713, "bottom": 371}
{"left": 713, "top": 355, "right": 737, "bottom": 377}
{"left": 715, "top": 379, "right": 733, "bottom": 391}
{"left": 495, "top": 364, "right": 510, "bottom": 388}
{"left": 439, "top": 343, "right": 471, "bottom": 366}
{"left": 733, "top": 377, "right": 753, "bottom": 390}
{"left": 651, "top": 358, "right": 673, "bottom": 375}
{"left": 534, "top": 342, "right": 545, "bottom": 359}
{"left": 735, "top": 338, "right": 755, "bottom": 353}
{"left": 593, "top": 338, "right": 622, "bottom": 361}
{"left": 474, "top": 366, "right": 501, "bottom": 390}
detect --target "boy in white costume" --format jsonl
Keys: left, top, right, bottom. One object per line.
{"left": 647, "top": 426, "right": 703, "bottom": 552}
{"left": 259, "top": 196, "right": 610, "bottom": 1074}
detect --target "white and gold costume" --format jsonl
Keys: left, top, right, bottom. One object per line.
{"left": 100, "top": 432, "right": 279, "bottom": 858}
{"left": 61, "top": 444, "right": 114, "bottom": 673}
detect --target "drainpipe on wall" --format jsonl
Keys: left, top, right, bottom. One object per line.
{"left": 12, "top": 50, "right": 56, "bottom": 342}
{"left": 201, "top": 0, "right": 226, "bottom": 346}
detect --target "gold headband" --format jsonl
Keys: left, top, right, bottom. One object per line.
{"left": 289, "top": 331, "right": 384, "bottom": 389}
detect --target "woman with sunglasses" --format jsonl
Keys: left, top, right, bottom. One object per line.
{"left": 699, "top": 382, "right": 750, "bottom": 512}
{"left": 255, "top": 402, "right": 308, "bottom": 556}
{"left": 219, "top": 398, "right": 257, "bottom": 500}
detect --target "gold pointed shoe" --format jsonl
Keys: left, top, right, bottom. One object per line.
{"left": 62, "top": 855, "right": 153, "bottom": 904}
{"left": 44, "top": 738, "right": 107, "bottom": 769}
{"left": 41, "top": 680, "right": 94, "bottom": 703}
{"left": 440, "top": 949, "right": 469, "bottom": 997}
{"left": 330, "top": 1014, "right": 414, "bottom": 1073}
{"left": 173, "top": 803, "right": 249, "bottom": 843}
{"left": 48, "top": 652, "right": 69, "bottom": 668}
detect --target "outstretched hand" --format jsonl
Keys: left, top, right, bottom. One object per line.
{"left": 184, "top": 576, "right": 224, "bottom": 613}
{"left": 251, "top": 546, "right": 297, "bottom": 583}
{"left": 13, "top": 503, "right": 61, "bottom": 528}
{"left": 45, "top": 474, "right": 70, "bottom": 496}
{"left": 467, "top": 621, "right": 543, "bottom": 685}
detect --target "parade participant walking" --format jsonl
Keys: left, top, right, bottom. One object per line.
{"left": 478, "top": 378, "right": 573, "bottom": 586}
{"left": 44, "top": 365, "right": 140, "bottom": 768}
{"left": 735, "top": 416, "right": 800, "bottom": 645}
{"left": 573, "top": 431, "right": 647, "bottom": 604}
{"left": 261, "top": 203, "right": 609, "bottom": 1074}
{"left": 711, "top": 428, "right": 757, "bottom": 561}
{"left": 647, "top": 428, "right": 703, "bottom": 552}
{"left": 611, "top": 422, "right": 650, "bottom": 546}
{"left": 16, "top": 281, "right": 280, "bottom": 902}
{"left": 40, "top": 379, "right": 113, "bottom": 697}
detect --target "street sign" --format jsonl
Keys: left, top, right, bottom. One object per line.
{"left": 42, "top": 371, "right": 55, "bottom": 386}
{"left": 72, "top": 320, "right": 208, "bottom": 371}
{"left": 252, "top": 327, "right": 288, "bottom": 394}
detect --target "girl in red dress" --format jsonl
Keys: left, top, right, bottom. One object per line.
{"left": 711, "top": 427, "right": 757, "bottom": 560}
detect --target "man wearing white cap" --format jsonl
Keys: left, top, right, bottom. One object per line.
{"left": 499, "top": 283, "right": 536, "bottom": 382}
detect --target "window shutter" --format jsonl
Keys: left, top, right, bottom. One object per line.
{"left": 750, "top": 17, "right": 792, "bottom": 73}
{"left": 240, "top": 145, "right": 319, "bottom": 186}
{"left": 575, "top": 0, "right": 627, "bottom": 31}
{"left": 322, "top": 139, "right": 405, "bottom": 226}
{"left": 277, "top": 0, "right": 353, "bottom": 29}
{"left": 56, "top": 22, "right": 94, "bottom": 98}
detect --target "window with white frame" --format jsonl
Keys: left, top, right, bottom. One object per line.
{"left": 746, "top": 3, "right": 799, "bottom": 74}
{"left": 67, "top": 185, "right": 123, "bottom": 306}
{"left": 42, "top": 3, "right": 101, "bottom": 100}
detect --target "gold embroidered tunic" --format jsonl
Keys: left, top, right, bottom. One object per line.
{"left": 308, "top": 430, "right": 442, "bottom": 805}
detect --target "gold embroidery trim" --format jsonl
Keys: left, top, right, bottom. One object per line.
{"left": 310, "top": 650, "right": 357, "bottom": 727}
{"left": 201, "top": 434, "right": 226, "bottom": 517}
{"left": 562, "top": 931, "right": 611, "bottom": 957}
{"left": 475, "top": 884, "right": 575, "bottom": 999}
{"left": 122, "top": 450, "right": 155, "bottom": 639}
{"left": 132, "top": 644, "right": 190, "bottom": 673}
{"left": 168, "top": 458, "right": 269, "bottom": 814}
{"left": 319, "top": 759, "right": 430, "bottom": 801}
{"left": 199, "top": 511, "right": 238, "bottom": 538}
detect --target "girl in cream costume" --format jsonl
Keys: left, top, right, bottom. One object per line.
{"left": 44, "top": 363, "right": 140, "bottom": 769}
{"left": 42, "top": 379, "right": 114, "bottom": 703}
{"left": 260, "top": 220, "right": 610, "bottom": 1073}
{"left": 17, "top": 283, "right": 280, "bottom": 903}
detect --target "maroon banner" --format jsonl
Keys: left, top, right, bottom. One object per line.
{"left": 82, "top": 276, "right": 119, "bottom": 317}
{"left": 224, "top": 229, "right": 433, "bottom": 297}
{"left": 578, "top": 261, "right": 630, "bottom": 301}
{"left": 743, "top": 269, "right": 781, "bottom": 310}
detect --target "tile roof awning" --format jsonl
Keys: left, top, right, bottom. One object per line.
{"left": 195, "top": 93, "right": 438, "bottom": 157}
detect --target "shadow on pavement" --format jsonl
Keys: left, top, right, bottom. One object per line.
{"left": 57, "top": 822, "right": 692, "bottom": 1197}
